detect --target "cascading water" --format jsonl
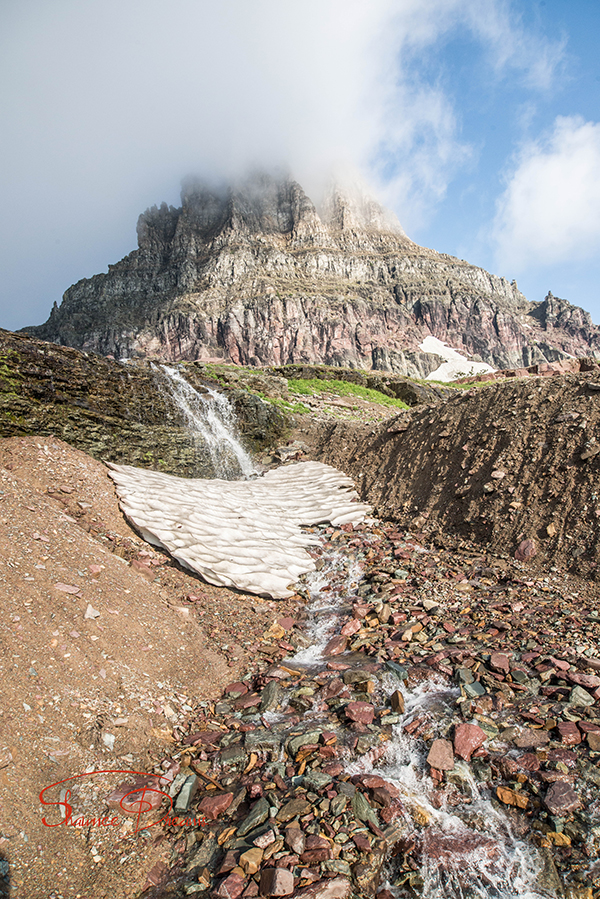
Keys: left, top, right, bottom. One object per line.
{"left": 159, "top": 365, "right": 255, "bottom": 479}
{"left": 283, "top": 533, "right": 554, "bottom": 899}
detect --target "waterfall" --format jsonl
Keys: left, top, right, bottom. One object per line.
{"left": 159, "top": 365, "right": 256, "bottom": 479}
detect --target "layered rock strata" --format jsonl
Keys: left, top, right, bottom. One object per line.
{"left": 25, "top": 172, "right": 600, "bottom": 375}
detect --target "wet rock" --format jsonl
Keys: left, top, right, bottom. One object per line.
{"left": 351, "top": 791, "right": 380, "bottom": 828}
{"left": 259, "top": 867, "right": 294, "bottom": 896}
{"left": 260, "top": 681, "right": 281, "bottom": 712}
{"left": 198, "top": 791, "right": 234, "bottom": 821}
{"left": 304, "top": 770, "right": 333, "bottom": 792}
{"left": 453, "top": 723, "right": 486, "bottom": 761}
{"left": 426, "top": 739, "right": 454, "bottom": 771}
{"left": 496, "top": 786, "right": 529, "bottom": 809}
{"left": 324, "top": 635, "right": 348, "bottom": 656}
{"left": 288, "top": 732, "right": 322, "bottom": 756}
{"left": 544, "top": 782, "right": 581, "bottom": 815}
{"left": 345, "top": 702, "right": 375, "bottom": 725}
{"left": 514, "top": 728, "right": 550, "bottom": 749}
{"left": 390, "top": 690, "right": 404, "bottom": 714}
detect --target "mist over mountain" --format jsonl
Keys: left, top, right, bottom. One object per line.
{"left": 24, "top": 171, "right": 600, "bottom": 377}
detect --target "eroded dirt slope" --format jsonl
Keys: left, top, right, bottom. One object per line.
{"left": 313, "top": 371, "right": 600, "bottom": 577}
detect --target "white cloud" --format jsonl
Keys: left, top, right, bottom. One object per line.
{"left": 493, "top": 115, "right": 600, "bottom": 269}
{"left": 0, "top": 0, "right": 566, "bottom": 328}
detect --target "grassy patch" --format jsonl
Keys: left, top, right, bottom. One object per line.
{"left": 287, "top": 378, "right": 409, "bottom": 410}
{"left": 255, "top": 393, "right": 311, "bottom": 415}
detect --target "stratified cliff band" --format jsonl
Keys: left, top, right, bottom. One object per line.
{"left": 24, "top": 171, "right": 600, "bottom": 376}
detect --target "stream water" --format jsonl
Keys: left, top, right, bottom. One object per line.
{"left": 286, "top": 544, "right": 552, "bottom": 898}
{"left": 153, "top": 371, "right": 554, "bottom": 897}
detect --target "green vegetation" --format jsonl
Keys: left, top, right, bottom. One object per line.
{"left": 287, "top": 378, "right": 409, "bottom": 410}
{"left": 255, "top": 393, "right": 311, "bottom": 415}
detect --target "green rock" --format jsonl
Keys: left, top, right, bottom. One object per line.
{"left": 351, "top": 792, "right": 379, "bottom": 828}
{"left": 303, "top": 771, "right": 333, "bottom": 792}
{"left": 569, "top": 685, "right": 595, "bottom": 707}
{"left": 236, "top": 797, "right": 270, "bottom": 837}
{"left": 287, "top": 731, "right": 322, "bottom": 756}
{"left": 384, "top": 661, "right": 408, "bottom": 681}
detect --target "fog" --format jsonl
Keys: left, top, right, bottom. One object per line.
{"left": 0, "top": 0, "right": 565, "bottom": 330}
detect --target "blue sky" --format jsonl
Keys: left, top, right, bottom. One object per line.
{"left": 1, "top": 0, "right": 600, "bottom": 332}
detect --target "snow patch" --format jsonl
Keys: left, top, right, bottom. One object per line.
{"left": 419, "top": 336, "right": 495, "bottom": 382}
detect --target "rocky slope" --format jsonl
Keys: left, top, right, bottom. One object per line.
{"left": 313, "top": 366, "right": 600, "bottom": 579}
{"left": 24, "top": 172, "right": 600, "bottom": 376}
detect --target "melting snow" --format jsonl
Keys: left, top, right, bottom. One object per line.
{"left": 107, "top": 461, "right": 371, "bottom": 599}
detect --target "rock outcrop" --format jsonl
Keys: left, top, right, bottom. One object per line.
{"left": 24, "top": 172, "right": 600, "bottom": 376}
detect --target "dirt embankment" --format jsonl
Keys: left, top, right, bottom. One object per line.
{"left": 0, "top": 436, "right": 302, "bottom": 899}
{"left": 312, "top": 371, "right": 600, "bottom": 576}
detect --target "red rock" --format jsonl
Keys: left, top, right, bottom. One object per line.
{"left": 277, "top": 617, "right": 295, "bottom": 631}
{"left": 216, "top": 873, "right": 246, "bottom": 899}
{"left": 352, "top": 604, "right": 370, "bottom": 620}
{"left": 453, "top": 723, "right": 486, "bottom": 761}
{"left": 225, "top": 682, "right": 248, "bottom": 696}
{"left": 567, "top": 672, "right": 600, "bottom": 689}
{"left": 353, "top": 833, "right": 371, "bottom": 852}
{"left": 345, "top": 701, "right": 374, "bottom": 725}
{"left": 371, "top": 785, "right": 400, "bottom": 806}
{"left": 515, "top": 539, "right": 537, "bottom": 561}
{"left": 199, "top": 791, "right": 234, "bottom": 821}
{"left": 130, "top": 559, "right": 155, "bottom": 580}
{"left": 516, "top": 753, "right": 540, "bottom": 772}
{"left": 324, "top": 635, "right": 348, "bottom": 656}
{"left": 556, "top": 721, "right": 581, "bottom": 745}
{"left": 426, "top": 739, "right": 454, "bottom": 771}
{"left": 106, "top": 776, "right": 164, "bottom": 814}
{"left": 143, "top": 861, "right": 168, "bottom": 890}
{"left": 355, "top": 774, "right": 387, "bottom": 789}
{"left": 513, "top": 728, "right": 550, "bottom": 749}
{"left": 579, "top": 721, "right": 600, "bottom": 734}
{"left": 322, "top": 762, "right": 343, "bottom": 776}
{"left": 234, "top": 693, "right": 262, "bottom": 709}
{"left": 259, "top": 867, "right": 294, "bottom": 896}
{"left": 490, "top": 652, "right": 510, "bottom": 674}
{"left": 548, "top": 657, "right": 570, "bottom": 671}
{"left": 284, "top": 826, "right": 305, "bottom": 855}
{"left": 544, "top": 782, "right": 581, "bottom": 815}
{"left": 290, "top": 877, "right": 351, "bottom": 899}
{"left": 340, "top": 619, "right": 361, "bottom": 637}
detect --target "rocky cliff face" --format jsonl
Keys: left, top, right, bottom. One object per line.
{"left": 25, "top": 172, "right": 600, "bottom": 376}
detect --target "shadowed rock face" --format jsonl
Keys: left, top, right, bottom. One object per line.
{"left": 24, "top": 172, "right": 600, "bottom": 375}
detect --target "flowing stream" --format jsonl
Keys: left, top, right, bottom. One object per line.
{"left": 159, "top": 365, "right": 255, "bottom": 479}
{"left": 280, "top": 540, "right": 553, "bottom": 898}
{"left": 151, "top": 371, "right": 553, "bottom": 897}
